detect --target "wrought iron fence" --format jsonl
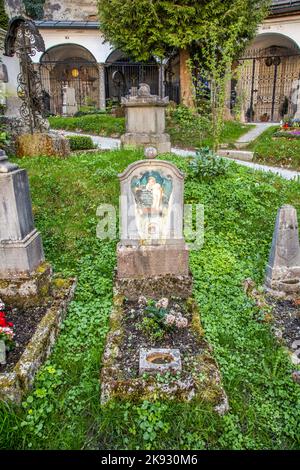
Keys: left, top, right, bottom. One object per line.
{"left": 234, "top": 47, "right": 300, "bottom": 122}
{"left": 39, "top": 59, "right": 99, "bottom": 115}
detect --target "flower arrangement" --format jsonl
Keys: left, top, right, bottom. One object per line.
{"left": 0, "top": 299, "right": 14, "bottom": 351}
{"left": 138, "top": 296, "right": 189, "bottom": 334}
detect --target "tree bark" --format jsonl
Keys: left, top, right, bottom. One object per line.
{"left": 179, "top": 48, "right": 194, "bottom": 108}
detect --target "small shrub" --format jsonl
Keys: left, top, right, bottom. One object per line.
{"left": 189, "top": 147, "right": 230, "bottom": 178}
{"left": 68, "top": 135, "right": 95, "bottom": 151}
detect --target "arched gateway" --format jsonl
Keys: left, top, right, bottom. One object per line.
{"left": 39, "top": 44, "right": 99, "bottom": 115}
{"left": 235, "top": 33, "right": 300, "bottom": 122}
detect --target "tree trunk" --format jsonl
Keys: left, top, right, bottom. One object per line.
{"left": 179, "top": 48, "right": 194, "bottom": 108}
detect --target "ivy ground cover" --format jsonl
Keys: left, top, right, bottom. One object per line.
{"left": 0, "top": 149, "right": 299, "bottom": 450}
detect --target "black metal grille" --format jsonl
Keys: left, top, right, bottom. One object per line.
{"left": 105, "top": 62, "right": 159, "bottom": 102}
{"left": 235, "top": 48, "right": 300, "bottom": 122}
{"left": 39, "top": 59, "right": 99, "bottom": 115}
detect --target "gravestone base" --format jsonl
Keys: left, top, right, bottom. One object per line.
{"left": 264, "top": 205, "right": 300, "bottom": 298}
{"left": 121, "top": 132, "right": 171, "bottom": 154}
{"left": 117, "top": 243, "right": 190, "bottom": 277}
{"left": 0, "top": 263, "right": 52, "bottom": 308}
{"left": 115, "top": 272, "right": 193, "bottom": 301}
{"left": 265, "top": 267, "right": 300, "bottom": 297}
{"left": 116, "top": 243, "right": 192, "bottom": 299}
{"left": 16, "top": 132, "right": 70, "bottom": 158}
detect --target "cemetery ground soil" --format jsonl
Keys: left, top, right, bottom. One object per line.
{"left": 0, "top": 149, "right": 300, "bottom": 450}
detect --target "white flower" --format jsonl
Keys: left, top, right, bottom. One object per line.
{"left": 165, "top": 314, "right": 176, "bottom": 326}
{"left": 0, "top": 299, "right": 5, "bottom": 310}
{"left": 176, "top": 317, "right": 188, "bottom": 329}
{"left": 138, "top": 296, "right": 147, "bottom": 307}
{"left": 156, "top": 298, "right": 169, "bottom": 309}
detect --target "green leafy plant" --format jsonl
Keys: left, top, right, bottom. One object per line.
{"left": 189, "top": 147, "right": 230, "bottom": 178}
{"left": 67, "top": 135, "right": 95, "bottom": 151}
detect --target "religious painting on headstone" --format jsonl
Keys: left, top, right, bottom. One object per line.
{"left": 131, "top": 170, "right": 173, "bottom": 240}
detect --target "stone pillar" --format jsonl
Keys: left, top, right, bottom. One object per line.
{"left": 98, "top": 63, "right": 106, "bottom": 110}
{"left": 265, "top": 205, "right": 300, "bottom": 296}
{"left": 0, "top": 150, "right": 52, "bottom": 306}
{"left": 121, "top": 83, "right": 171, "bottom": 154}
{"left": 158, "top": 64, "right": 166, "bottom": 99}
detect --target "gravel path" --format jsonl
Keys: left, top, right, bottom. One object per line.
{"left": 57, "top": 130, "right": 300, "bottom": 181}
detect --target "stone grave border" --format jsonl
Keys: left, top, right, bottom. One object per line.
{"left": 0, "top": 278, "right": 77, "bottom": 404}
{"left": 100, "top": 291, "right": 229, "bottom": 416}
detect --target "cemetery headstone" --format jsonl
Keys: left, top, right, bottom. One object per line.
{"left": 62, "top": 86, "right": 78, "bottom": 116}
{"left": 265, "top": 204, "right": 300, "bottom": 296}
{"left": 0, "top": 149, "right": 52, "bottom": 306}
{"left": 0, "top": 340, "right": 6, "bottom": 365}
{"left": 116, "top": 149, "right": 192, "bottom": 299}
{"left": 121, "top": 83, "right": 171, "bottom": 154}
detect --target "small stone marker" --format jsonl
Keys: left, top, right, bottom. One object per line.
{"left": 139, "top": 348, "right": 181, "bottom": 375}
{"left": 0, "top": 340, "right": 6, "bottom": 365}
{"left": 265, "top": 205, "right": 300, "bottom": 296}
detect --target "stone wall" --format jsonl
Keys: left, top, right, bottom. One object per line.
{"left": 5, "top": 0, "right": 98, "bottom": 21}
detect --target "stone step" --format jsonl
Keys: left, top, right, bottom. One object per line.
{"left": 218, "top": 149, "right": 254, "bottom": 162}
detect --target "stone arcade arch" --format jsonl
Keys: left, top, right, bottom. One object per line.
{"left": 39, "top": 43, "right": 100, "bottom": 115}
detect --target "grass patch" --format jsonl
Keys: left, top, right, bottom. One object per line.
{"left": 248, "top": 126, "right": 300, "bottom": 170}
{"left": 49, "top": 114, "right": 125, "bottom": 137}
{"left": 167, "top": 118, "right": 253, "bottom": 149}
{"left": 49, "top": 112, "right": 251, "bottom": 149}
{"left": 0, "top": 149, "right": 299, "bottom": 450}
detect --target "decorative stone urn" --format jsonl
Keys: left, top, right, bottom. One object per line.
{"left": 121, "top": 83, "right": 171, "bottom": 154}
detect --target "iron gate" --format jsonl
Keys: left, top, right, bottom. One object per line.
{"left": 236, "top": 47, "right": 300, "bottom": 122}
{"left": 39, "top": 59, "right": 99, "bottom": 115}
{"left": 105, "top": 62, "right": 159, "bottom": 102}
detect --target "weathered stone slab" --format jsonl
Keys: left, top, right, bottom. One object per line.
{"left": 117, "top": 244, "right": 190, "bottom": 278}
{"left": 218, "top": 149, "right": 253, "bottom": 162}
{"left": 115, "top": 273, "right": 193, "bottom": 301}
{"left": 265, "top": 205, "right": 300, "bottom": 297}
{"left": 0, "top": 278, "right": 77, "bottom": 403}
{"left": 16, "top": 132, "right": 70, "bottom": 158}
{"left": 0, "top": 263, "right": 52, "bottom": 308}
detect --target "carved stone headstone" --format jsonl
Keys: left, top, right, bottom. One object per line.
{"left": 265, "top": 205, "right": 300, "bottom": 296}
{"left": 121, "top": 83, "right": 171, "bottom": 154}
{"left": 116, "top": 155, "right": 192, "bottom": 299}
{"left": 0, "top": 150, "right": 51, "bottom": 307}
{"left": 62, "top": 86, "right": 78, "bottom": 116}
{"left": 0, "top": 340, "right": 6, "bottom": 365}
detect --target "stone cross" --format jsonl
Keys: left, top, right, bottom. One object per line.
{"left": 265, "top": 204, "right": 300, "bottom": 296}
